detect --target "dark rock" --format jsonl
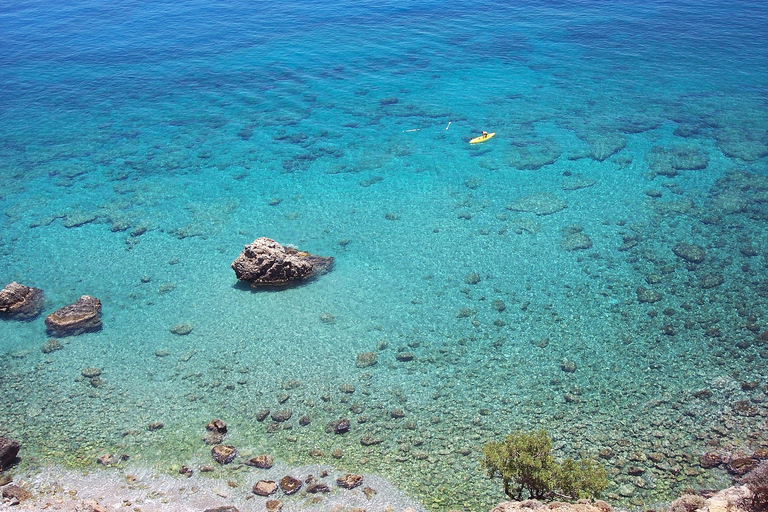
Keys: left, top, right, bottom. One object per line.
{"left": 180, "top": 465, "right": 193, "bottom": 477}
{"left": 390, "top": 409, "right": 405, "bottom": 419}
{"left": 627, "top": 466, "right": 645, "bottom": 476}
{"left": 1, "top": 484, "right": 31, "bottom": 502}
{"left": 395, "top": 352, "right": 414, "bottom": 362}
{"left": 699, "top": 274, "right": 724, "bottom": 289}
{"left": 212, "top": 445, "right": 238, "bottom": 464}
{"left": 360, "top": 435, "right": 383, "bottom": 446}
{"left": 252, "top": 480, "right": 278, "bottom": 496}
{"left": 147, "top": 421, "right": 164, "bottom": 431}
{"left": 327, "top": 418, "right": 350, "bottom": 434}
{"left": 699, "top": 453, "right": 722, "bottom": 469}
{"left": 362, "top": 486, "right": 378, "bottom": 499}
{"left": 231, "top": 237, "right": 334, "bottom": 287}
{"left": 204, "top": 507, "right": 240, "bottom": 512}
{"left": 727, "top": 457, "right": 757, "bottom": 475}
{"left": 97, "top": 454, "right": 115, "bottom": 466}
{"left": 306, "top": 482, "right": 330, "bottom": 493}
{"left": 279, "top": 475, "right": 302, "bottom": 495}
{"left": 672, "top": 243, "right": 705, "bottom": 264}
{"left": 245, "top": 454, "right": 273, "bottom": 469}
{"left": 206, "top": 419, "right": 227, "bottom": 434}
{"left": 271, "top": 409, "right": 292, "bottom": 422}
{"left": 560, "top": 360, "right": 577, "bottom": 373}
{"left": 0, "top": 436, "right": 20, "bottom": 470}
{"left": 599, "top": 448, "right": 614, "bottom": 459}
{"left": 255, "top": 409, "right": 270, "bottom": 422}
{"left": 733, "top": 400, "right": 759, "bottom": 416}
{"left": 45, "top": 295, "right": 102, "bottom": 336}
{"left": 299, "top": 416, "right": 311, "bottom": 426}
{"left": 636, "top": 286, "right": 663, "bottom": 303}
{"left": 0, "top": 282, "right": 44, "bottom": 320}
{"left": 356, "top": 351, "right": 378, "bottom": 368}
{"left": 266, "top": 501, "right": 283, "bottom": 512}
{"left": 41, "top": 338, "right": 63, "bottom": 354}
{"left": 561, "top": 232, "right": 592, "bottom": 251}
{"left": 337, "top": 473, "right": 364, "bottom": 489}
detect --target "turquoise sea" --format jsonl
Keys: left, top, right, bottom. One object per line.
{"left": 1, "top": 0, "right": 767, "bottom": 509}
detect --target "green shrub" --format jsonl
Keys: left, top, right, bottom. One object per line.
{"left": 480, "top": 429, "right": 608, "bottom": 501}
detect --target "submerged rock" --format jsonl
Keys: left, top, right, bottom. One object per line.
{"left": 0, "top": 282, "right": 44, "bottom": 320}
{"left": 507, "top": 193, "right": 566, "bottom": 216}
{"left": 231, "top": 237, "right": 334, "bottom": 287}
{"left": 0, "top": 436, "right": 20, "bottom": 470}
{"left": 41, "top": 338, "right": 63, "bottom": 354}
{"left": 211, "top": 445, "right": 238, "bottom": 464}
{"left": 673, "top": 242, "right": 706, "bottom": 264}
{"left": 356, "top": 351, "right": 378, "bottom": 368}
{"left": 245, "top": 454, "right": 274, "bottom": 469}
{"left": 45, "top": 295, "right": 102, "bottom": 336}
{"left": 279, "top": 475, "right": 302, "bottom": 495}
{"left": 206, "top": 419, "right": 227, "bottom": 434}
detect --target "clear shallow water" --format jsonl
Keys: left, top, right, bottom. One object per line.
{"left": 1, "top": 0, "right": 767, "bottom": 510}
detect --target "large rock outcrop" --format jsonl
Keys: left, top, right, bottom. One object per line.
{"left": 0, "top": 282, "right": 44, "bottom": 320}
{"left": 492, "top": 499, "right": 613, "bottom": 512}
{"left": 45, "top": 295, "right": 102, "bottom": 336}
{"left": 231, "top": 237, "right": 334, "bottom": 287}
{"left": 0, "top": 436, "right": 20, "bottom": 471}
{"left": 669, "top": 486, "right": 754, "bottom": 512}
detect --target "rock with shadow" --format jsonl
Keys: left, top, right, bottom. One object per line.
{"left": 232, "top": 237, "right": 334, "bottom": 288}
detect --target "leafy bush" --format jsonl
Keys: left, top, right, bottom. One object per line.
{"left": 480, "top": 429, "right": 608, "bottom": 501}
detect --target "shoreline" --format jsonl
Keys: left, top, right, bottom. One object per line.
{"left": 0, "top": 462, "right": 428, "bottom": 511}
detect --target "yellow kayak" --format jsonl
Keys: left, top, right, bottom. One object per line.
{"left": 470, "top": 132, "right": 495, "bottom": 144}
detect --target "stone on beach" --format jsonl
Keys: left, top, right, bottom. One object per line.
{"left": 0, "top": 282, "right": 44, "bottom": 320}
{"left": 231, "top": 237, "right": 334, "bottom": 287}
{"left": 337, "top": 473, "right": 364, "bottom": 489}
{"left": 45, "top": 295, "right": 102, "bottom": 336}
{"left": 252, "top": 480, "right": 278, "bottom": 496}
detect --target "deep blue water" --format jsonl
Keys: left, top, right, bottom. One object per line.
{"left": 1, "top": 0, "right": 767, "bottom": 510}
